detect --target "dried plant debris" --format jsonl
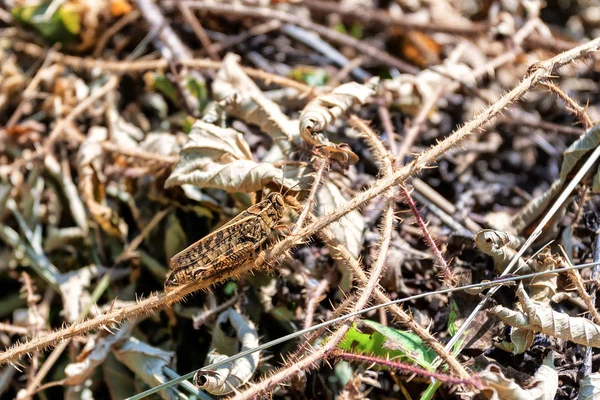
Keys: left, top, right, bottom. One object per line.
{"left": 165, "top": 120, "right": 306, "bottom": 193}
{"left": 2, "top": 0, "right": 600, "bottom": 399}
{"left": 193, "top": 308, "right": 259, "bottom": 395}
{"left": 475, "top": 229, "right": 531, "bottom": 274}
{"left": 491, "top": 284, "right": 600, "bottom": 348}
{"left": 479, "top": 352, "right": 558, "bottom": 400}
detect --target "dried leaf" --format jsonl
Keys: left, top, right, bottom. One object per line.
{"left": 64, "top": 321, "right": 135, "bottom": 386}
{"left": 299, "top": 78, "right": 378, "bottom": 141}
{"left": 165, "top": 120, "right": 306, "bottom": 193}
{"left": 479, "top": 352, "right": 557, "bottom": 400}
{"left": 112, "top": 337, "right": 176, "bottom": 400}
{"left": 316, "top": 178, "right": 364, "bottom": 258}
{"left": 475, "top": 230, "right": 531, "bottom": 274}
{"left": 579, "top": 372, "right": 600, "bottom": 400}
{"left": 529, "top": 249, "right": 558, "bottom": 304}
{"left": 194, "top": 308, "right": 259, "bottom": 395}
{"left": 76, "top": 127, "right": 127, "bottom": 238}
{"left": 490, "top": 284, "right": 600, "bottom": 348}
{"left": 213, "top": 53, "right": 299, "bottom": 148}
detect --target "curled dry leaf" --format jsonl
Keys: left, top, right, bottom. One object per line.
{"left": 316, "top": 178, "right": 365, "bottom": 259}
{"left": 299, "top": 78, "right": 378, "bottom": 141}
{"left": 113, "top": 337, "right": 177, "bottom": 400}
{"left": 165, "top": 120, "right": 305, "bottom": 193}
{"left": 299, "top": 78, "right": 378, "bottom": 165}
{"left": 490, "top": 284, "right": 600, "bottom": 348}
{"left": 64, "top": 321, "right": 136, "bottom": 386}
{"left": 496, "top": 327, "right": 535, "bottom": 355}
{"left": 579, "top": 372, "right": 600, "bottom": 400}
{"left": 529, "top": 249, "right": 558, "bottom": 304}
{"left": 194, "top": 308, "right": 259, "bottom": 395}
{"left": 479, "top": 351, "right": 557, "bottom": 400}
{"left": 475, "top": 230, "right": 531, "bottom": 274}
{"left": 213, "top": 53, "right": 299, "bottom": 149}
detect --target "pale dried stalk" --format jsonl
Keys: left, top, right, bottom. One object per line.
{"left": 14, "top": 42, "right": 315, "bottom": 95}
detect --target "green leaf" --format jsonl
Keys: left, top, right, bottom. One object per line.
{"left": 289, "top": 67, "right": 329, "bottom": 87}
{"left": 350, "top": 23, "right": 363, "bottom": 40}
{"left": 339, "top": 320, "right": 436, "bottom": 370}
{"left": 12, "top": 2, "right": 79, "bottom": 44}
{"left": 448, "top": 299, "right": 459, "bottom": 337}
{"left": 147, "top": 72, "right": 179, "bottom": 105}
{"left": 187, "top": 76, "right": 209, "bottom": 111}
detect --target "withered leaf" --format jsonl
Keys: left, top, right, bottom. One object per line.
{"left": 165, "top": 120, "right": 306, "bottom": 193}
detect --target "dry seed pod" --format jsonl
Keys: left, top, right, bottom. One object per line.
{"left": 299, "top": 78, "right": 378, "bottom": 146}
{"left": 491, "top": 284, "right": 600, "bottom": 348}
{"left": 475, "top": 230, "right": 531, "bottom": 274}
{"left": 194, "top": 308, "right": 259, "bottom": 395}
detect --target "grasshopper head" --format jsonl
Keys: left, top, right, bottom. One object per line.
{"left": 164, "top": 270, "right": 181, "bottom": 289}
{"left": 268, "top": 192, "right": 286, "bottom": 219}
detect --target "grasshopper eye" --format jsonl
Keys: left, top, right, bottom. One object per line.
{"left": 164, "top": 273, "right": 179, "bottom": 288}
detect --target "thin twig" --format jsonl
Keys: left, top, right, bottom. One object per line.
{"left": 541, "top": 80, "right": 594, "bottom": 129}
{"left": 175, "top": 1, "right": 419, "bottom": 74}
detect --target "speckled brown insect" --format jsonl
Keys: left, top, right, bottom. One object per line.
{"left": 164, "top": 193, "right": 286, "bottom": 289}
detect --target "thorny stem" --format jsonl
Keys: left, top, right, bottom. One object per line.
{"left": 333, "top": 351, "right": 482, "bottom": 389}
{"left": 230, "top": 197, "right": 397, "bottom": 400}
{"left": 348, "top": 116, "right": 465, "bottom": 376}
{"left": 292, "top": 158, "right": 328, "bottom": 234}
{"left": 1, "top": 34, "right": 599, "bottom": 373}
{"left": 399, "top": 186, "right": 454, "bottom": 286}
{"left": 542, "top": 80, "right": 594, "bottom": 129}
{"left": 315, "top": 223, "right": 469, "bottom": 378}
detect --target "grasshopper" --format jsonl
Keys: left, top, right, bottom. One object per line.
{"left": 164, "top": 192, "right": 286, "bottom": 289}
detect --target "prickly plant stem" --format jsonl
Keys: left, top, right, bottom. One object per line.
{"left": 333, "top": 351, "right": 482, "bottom": 389}
{"left": 563, "top": 252, "right": 600, "bottom": 325}
{"left": 2, "top": 35, "right": 599, "bottom": 369}
{"left": 315, "top": 223, "right": 469, "bottom": 378}
{"left": 399, "top": 185, "right": 454, "bottom": 286}
{"left": 541, "top": 80, "right": 594, "bottom": 129}
{"left": 0, "top": 279, "right": 210, "bottom": 365}
{"left": 345, "top": 116, "right": 466, "bottom": 377}
{"left": 292, "top": 158, "right": 328, "bottom": 234}
{"left": 231, "top": 196, "right": 396, "bottom": 400}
